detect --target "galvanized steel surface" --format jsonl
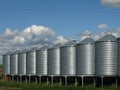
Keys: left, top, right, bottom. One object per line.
{"left": 3, "top": 52, "right": 12, "bottom": 75}
{"left": 26, "top": 47, "right": 38, "bottom": 75}
{"left": 36, "top": 45, "right": 49, "bottom": 75}
{"left": 76, "top": 38, "right": 95, "bottom": 75}
{"left": 95, "top": 34, "right": 117, "bottom": 76}
{"left": 48, "top": 43, "right": 61, "bottom": 76}
{"left": 60, "top": 40, "right": 76, "bottom": 76}
{"left": 10, "top": 50, "right": 20, "bottom": 75}
{"left": 18, "top": 49, "right": 29, "bottom": 75}
{"left": 98, "top": 34, "right": 116, "bottom": 42}
{"left": 117, "top": 38, "right": 120, "bottom": 76}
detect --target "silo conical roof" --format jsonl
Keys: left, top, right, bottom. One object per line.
{"left": 29, "top": 47, "right": 39, "bottom": 51}
{"left": 12, "top": 50, "right": 21, "bottom": 54}
{"left": 37, "top": 44, "right": 49, "bottom": 51}
{"left": 97, "top": 34, "right": 116, "bottom": 42}
{"left": 63, "top": 40, "right": 76, "bottom": 46}
{"left": 78, "top": 37, "right": 95, "bottom": 45}
{"left": 50, "top": 43, "right": 61, "bottom": 49}
{"left": 20, "top": 49, "right": 29, "bottom": 53}
{"left": 4, "top": 51, "right": 13, "bottom": 55}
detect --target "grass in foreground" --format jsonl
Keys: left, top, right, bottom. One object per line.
{"left": 0, "top": 80, "right": 120, "bottom": 90}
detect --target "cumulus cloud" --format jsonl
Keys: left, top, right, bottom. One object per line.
{"left": 20, "top": 25, "right": 56, "bottom": 45}
{"left": 98, "top": 24, "right": 109, "bottom": 29}
{"left": 101, "top": 0, "right": 120, "bottom": 8}
{"left": 80, "top": 30, "right": 91, "bottom": 40}
{"left": 54, "top": 36, "right": 68, "bottom": 44}
{"left": 0, "top": 25, "right": 53, "bottom": 56}
{"left": 0, "top": 25, "right": 69, "bottom": 63}
{"left": 13, "top": 36, "right": 25, "bottom": 45}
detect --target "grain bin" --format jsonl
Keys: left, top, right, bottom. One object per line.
{"left": 18, "top": 49, "right": 29, "bottom": 75}
{"left": 95, "top": 34, "right": 117, "bottom": 76}
{"left": 10, "top": 50, "right": 21, "bottom": 75}
{"left": 26, "top": 47, "right": 38, "bottom": 75}
{"left": 117, "top": 38, "right": 120, "bottom": 76}
{"left": 36, "top": 44, "right": 49, "bottom": 76}
{"left": 48, "top": 43, "right": 61, "bottom": 76}
{"left": 60, "top": 40, "right": 76, "bottom": 76}
{"left": 76, "top": 37, "right": 95, "bottom": 76}
{"left": 3, "top": 51, "right": 12, "bottom": 75}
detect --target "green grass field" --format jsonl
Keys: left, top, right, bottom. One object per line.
{"left": 0, "top": 80, "right": 119, "bottom": 90}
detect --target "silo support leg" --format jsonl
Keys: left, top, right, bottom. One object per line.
{"left": 35, "top": 77, "right": 37, "bottom": 83}
{"left": 39, "top": 76, "right": 41, "bottom": 84}
{"left": 60, "top": 77, "right": 62, "bottom": 85}
{"left": 94, "top": 77, "right": 96, "bottom": 88}
{"left": 116, "top": 77, "right": 118, "bottom": 88}
{"left": 75, "top": 77, "right": 77, "bottom": 87}
{"left": 82, "top": 76, "right": 84, "bottom": 88}
{"left": 47, "top": 77, "right": 49, "bottom": 85}
{"left": 101, "top": 76, "right": 104, "bottom": 88}
{"left": 25, "top": 77, "right": 27, "bottom": 83}
{"left": 51, "top": 76, "right": 53, "bottom": 85}
{"left": 65, "top": 76, "right": 67, "bottom": 86}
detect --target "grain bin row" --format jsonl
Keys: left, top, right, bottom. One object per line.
{"left": 3, "top": 34, "right": 120, "bottom": 77}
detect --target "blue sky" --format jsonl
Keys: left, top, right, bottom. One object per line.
{"left": 0, "top": 0, "right": 120, "bottom": 36}
{"left": 0, "top": 0, "right": 120, "bottom": 63}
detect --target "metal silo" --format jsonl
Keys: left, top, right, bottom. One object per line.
{"left": 76, "top": 37, "right": 95, "bottom": 75}
{"left": 18, "top": 49, "right": 29, "bottom": 75}
{"left": 48, "top": 43, "right": 61, "bottom": 76}
{"left": 3, "top": 51, "right": 12, "bottom": 75}
{"left": 60, "top": 40, "right": 76, "bottom": 76}
{"left": 36, "top": 44, "right": 49, "bottom": 76}
{"left": 117, "top": 38, "right": 120, "bottom": 76}
{"left": 10, "top": 50, "right": 21, "bottom": 75}
{"left": 95, "top": 34, "right": 117, "bottom": 76}
{"left": 26, "top": 47, "right": 38, "bottom": 75}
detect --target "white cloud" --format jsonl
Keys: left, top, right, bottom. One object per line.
{"left": 20, "top": 25, "right": 56, "bottom": 45}
{"left": 98, "top": 24, "right": 109, "bottom": 29}
{"left": 54, "top": 36, "right": 69, "bottom": 44}
{"left": 13, "top": 36, "right": 25, "bottom": 45}
{"left": 101, "top": 0, "right": 120, "bottom": 8}
{"left": 0, "top": 25, "right": 69, "bottom": 63}
{"left": 80, "top": 30, "right": 91, "bottom": 40}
